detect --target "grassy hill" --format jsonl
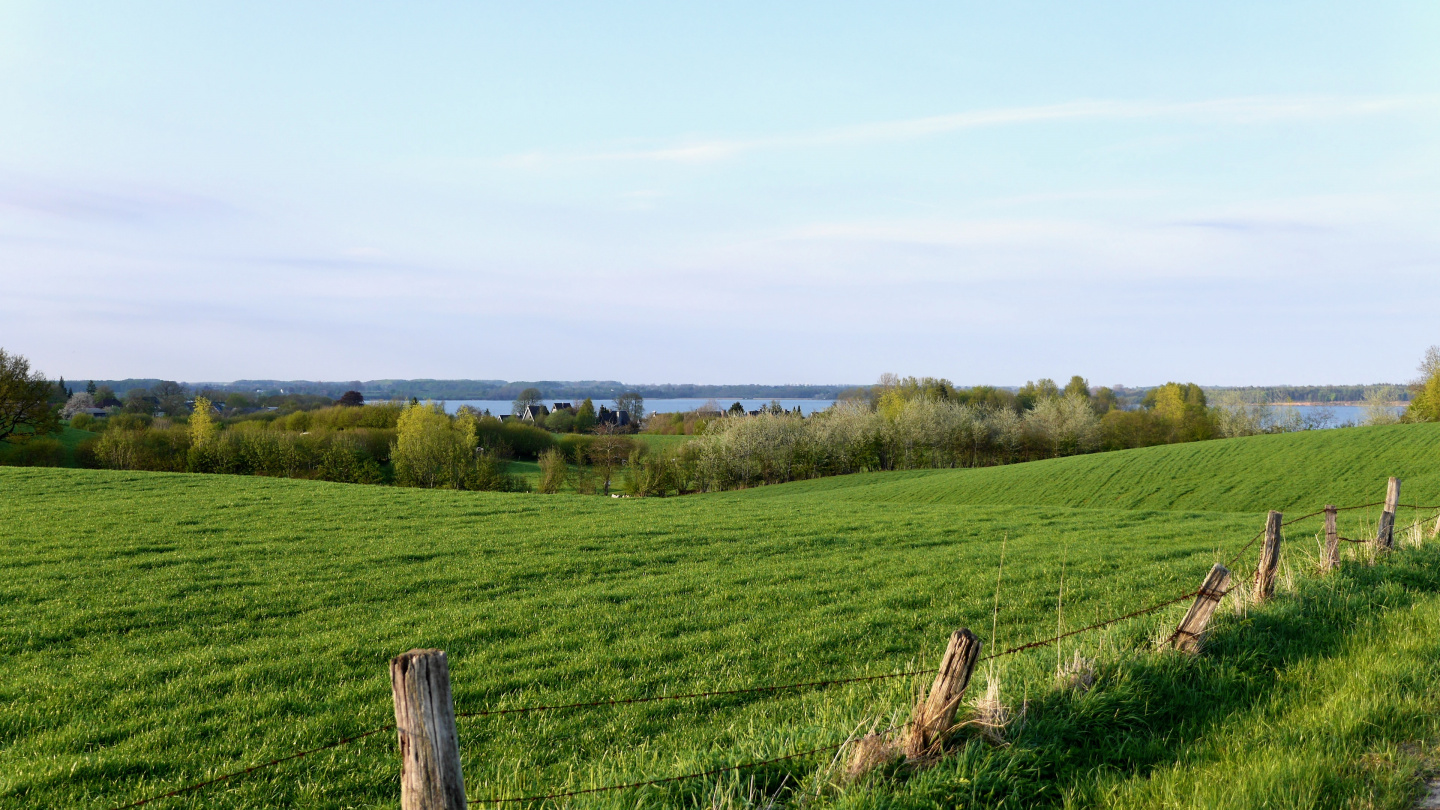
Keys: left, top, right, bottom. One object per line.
{"left": 751, "top": 423, "right": 1440, "bottom": 514}
{"left": 2, "top": 425, "right": 1438, "bottom": 809}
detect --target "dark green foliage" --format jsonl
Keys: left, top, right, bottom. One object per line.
{"left": 473, "top": 417, "right": 556, "bottom": 459}
{"left": 0, "top": 348, "right": 62, "bottom": 443}
{"left": 574, "top": 398, "right": 597, "bottom": 433}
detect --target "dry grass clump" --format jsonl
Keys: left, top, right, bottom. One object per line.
{"left": 844, "top": 732, "right": 903, "bottom": 780}
{"left": 964, "top": 675, "right": 1016, "bottom": 746}
{"left": 1055, "top": 650, "right": 1097, "bottom": 694}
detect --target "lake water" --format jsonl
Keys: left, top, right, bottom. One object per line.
{"left": 1269, "top": 404, "right": 1402, "bottom": 428}
{"left": 443, "top": 398, "right": 838, "bottom": 417}
{"left": 441, "top": 399, "right": 1401, "bottom": 427}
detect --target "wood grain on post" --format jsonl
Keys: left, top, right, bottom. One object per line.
{"left": 391, "top": 649, "right": 466, "bottom": 810}
{"left": 1322, "top": 505, "right": 1339, "bottom": 572}
{"left": 1171, "top": 563, "right": 1232, "bottom": 653}
{"left": 1377, "top": 477, "right": 1401, "bottom": 550}
{"left": 905, "top": 628, "right": 981, "bottom": 759}
{"left": 1253, "top": 510, "right": 1283, "bottom": 603}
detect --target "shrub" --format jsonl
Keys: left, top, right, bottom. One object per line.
{"left": 69, "top": 412, "right": 95, "bottom": 431}
{"left": 537, "top": 448, "right": 568, "bottom": 494}
{"left": 473, "top": 417, "right": 555, "bottom": 459}
{"left": 3, "top": 437, "right": 65, "bottom": 467}
{"left": 556, "top": 434, "right": 595, "bottom": 464}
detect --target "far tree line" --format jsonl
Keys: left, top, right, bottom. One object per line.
{"left": 4, "top": 346, "right": 1440, "bottom": 494}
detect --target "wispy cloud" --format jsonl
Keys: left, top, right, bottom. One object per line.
{"left": 0, "top": 176, "right": 235, "bottom": 223}
{"left": 502, "top": 95, "right": 1438, "bottom": 167}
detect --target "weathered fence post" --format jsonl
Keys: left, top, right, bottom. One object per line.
{"left": 905, "top": 628, "right": 981, "bottom": 759}
{"left": 1253, "top": 510, "right": 1282, "bottom": 603}
{"left": 1432, "top": 509, "right": 1440, "bottom": 541}
{"left": 391, "top": 649, "right": 466, "bottom": 810}
{"left": 1377, "top": 477, "right": 1401, "bottom": 551}
{"left": 1171, "top": 563, "right": 1232, "bottom": 652}
{"left": 1323, "top": 505, "right": 1339, "bottom": 571}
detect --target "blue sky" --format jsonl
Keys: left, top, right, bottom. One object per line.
{"left": 1, "top": 2, "right": 1437, "bottom": 386}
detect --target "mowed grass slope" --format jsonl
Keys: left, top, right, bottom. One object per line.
{"left": 1, "top": 425, "right": 1438, "bottom": 809}
{"left": 752, "top": 423, "right": 1440, "bottom": 514}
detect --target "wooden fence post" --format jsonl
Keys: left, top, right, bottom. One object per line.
{"left": 1432, "top": 509, "right": 1440, "bottom": 541}
{"left": 905, "top": 628, "right": 981, "bottom": 759}
{"left": 1171, "top": 563, "right": 1232, "bottom": 652}
{"left": 1323, "top": 505, "right": 1339, "bottom": 571}
{"left": 1254, "top": 510, "right": 1282, "bottom": 603}
{"left": 391, "top": 649, "right": 466, "bottom": 810}
{"left": 1377, "top": 477, "right": 1401, "bottom": 551}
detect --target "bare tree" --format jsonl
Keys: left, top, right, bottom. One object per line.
{"left": 0, "top": 348, "right": 62, "bottom": 443}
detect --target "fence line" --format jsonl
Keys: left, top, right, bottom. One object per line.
{"left": 105, "top": 495, "right": 1432, "bottom": 810}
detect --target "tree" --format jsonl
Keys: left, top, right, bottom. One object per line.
{"left": 0, "top": 348, "right": 62, "bottom": 443}
{"left": 393, "top": 402, "right": 465, "bottom": 488}
{"left": 1091, "top": 387, "right": 1119, "bottom": 415}
{"left": 124, "top": 388, "right": 156, "bottom": 414}
{"left": 1363, "top": 385, "right": 1402, "bottom": 426}
{"left": 727, "top": 401, "right": 745, "bottom": 416}
{"left": 585, "top": 434, "right": 635, "bottom": 495}
{"left": 615, "top": 392, "right": 645, "bottom": 422}
{"left": 190, "top": 396, "right": 217, "bottom": 446}
{"left": 574, "top": 398, "right": 597, "bottom": 433}
{"left": 61, "top": 392, "right": 96, "bottom": 419}
{"left": 338, "top": 390, "right": 365, "bottom": 407}
{"left": 85, "top": 380, "right": 97, "bottom": 396}
{"left": 511, "top": 387, "right": 543, "bottom": 417}
{"left": 150, "top": 381, "right": 188, "bottom": 416}
{"left": 94, "top": 385, "right": 120, "bottom": 407}
{"left": 1063, "top": 376, "right": 1091, "bottom": 401}
{"left": 1404, "top": 345, "right": 1440, "bottom": 423}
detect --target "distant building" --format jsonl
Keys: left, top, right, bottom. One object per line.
{"left": 596, "top": 407, "right": 630, "bottom": 427}
{"left": 551, "top": 402, "right": 573, "bottom": 412}
{"left": 521, "top": 404, "right": 550, "bottom": 421}
{"left": 80, "top": 408, "right": 109, "bottom": 418}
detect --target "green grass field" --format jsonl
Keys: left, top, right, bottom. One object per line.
{"left": 2, "top": 425, "right": 1439, "bottom": 808}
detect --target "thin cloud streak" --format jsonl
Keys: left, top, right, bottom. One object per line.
{"left": 501, "top": 95, "right": 1438, "bottom": 167}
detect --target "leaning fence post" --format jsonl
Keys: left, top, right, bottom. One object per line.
{"left": 1377, "top": 477, "right": 1401, "bottom": 551}
{"left": 1254, "top": 510, "right": 1282, "bottom": 603}
{"left": 1171, "top": 563, "right": 1232, "bottom": 652}
{"left": 1322, "top": 505, "right": 1339, "bottom": 571}
{"left": 905, "top": 628, "right": 981, "bottom": 759}
{"left": 391, "top": 649, "right": 466, "bottom": 810}
{"left": 1432, "top": 509, "right": 1440, "bottom": 541}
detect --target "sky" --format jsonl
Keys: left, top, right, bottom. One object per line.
{"left": 1, "top": 2, "right": 1438, "bottom": 387}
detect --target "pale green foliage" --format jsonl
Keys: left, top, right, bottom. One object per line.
{"left": 1362, "top": 385, "right": 1401, "bottom": 426}
{"left": 1025, "top": 394, "right": 1100, "bottom": 457}
{"left": 536, "top": 447, "right": 568, "bottom": 494}
{"left": 1404, "top": 345, "right": 1440, "bottom": 423}
{"left": 392, "top": 401, "right": 470, "bottom": 488}
{"left": 189, "top": 396, "right": 217, "bottom": 446}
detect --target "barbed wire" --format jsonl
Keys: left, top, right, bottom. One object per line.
{"left": 455, "top": 669, "right": 935, "bottom": 720}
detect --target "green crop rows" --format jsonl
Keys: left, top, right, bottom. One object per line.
{"left": 3, "top": 423, "right": 1439, "bottom": 808}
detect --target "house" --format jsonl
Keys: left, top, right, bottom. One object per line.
{"left": 596, "top": 407, "right": 630, "bottom": 427}
{"left": 551, "top": 402, "right": 573, "bottom": 412}
{"left": 80, "top": 408, "right": 109, "bottom": 418}
{"left": 521, "top": 404, "right": 550, "bottom": 421}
